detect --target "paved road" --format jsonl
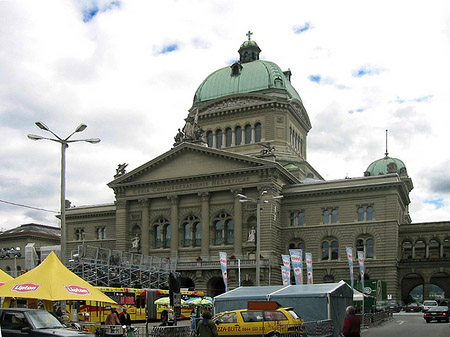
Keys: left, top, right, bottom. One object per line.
{"left": 362, "top": 312, "right": 450, "bottom": 337}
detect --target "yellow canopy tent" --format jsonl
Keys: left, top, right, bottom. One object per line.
{"left": 0, "top": 268, "right": 14, "bottom": 286}
{"left": 0, "top": 251, "right": 115, "bottom": 310}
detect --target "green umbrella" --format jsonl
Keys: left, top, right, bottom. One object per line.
{"left": 154, "top": 296, "right": 187, "bottom": 305}
{"left": 187, "top": 297, "right": 213, "bottom": 306}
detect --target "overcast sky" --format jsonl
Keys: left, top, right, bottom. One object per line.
{"left": 0, "top": 0, "right": 449, "bottom": 230}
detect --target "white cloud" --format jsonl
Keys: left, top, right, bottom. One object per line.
{"left": 0, "top": 0, "right": 449, "bottom": 229}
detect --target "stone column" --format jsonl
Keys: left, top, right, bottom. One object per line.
{"left": 169, "top": 196, "right": 179, "bottom": 258}
{"left": 212, "top": 131, "right": 217, "bottom": 148}
{"left": 115, "top": 200, "right": 127, "bottom": 251}
{"left": 412, "top": 244, "right": 416, "bottom": 259}
{"left": 200, "top": 192, "right": 210, "bottom": 258}
{"left": 139, "top": 198, "right": 150, "bottom": 255}
{"left": 231, "top": 129, "right": 235, "bottom": 147}
{"left": 251, "top": 126, "right": 255, "bottom": 143}
{"left": 233, "top": 190, "right": 243, "bottom": 257}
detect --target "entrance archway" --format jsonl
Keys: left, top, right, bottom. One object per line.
{"left": 430, "top": 272, "right": 450, "bottom": 298}
{"left": 207, "top": 277, "right": 225, "bottom": 297}
{"left": 402, "top": 273, "right": 424, "bottom": 303}
{"left": 181, "top": 277, "right": 195, "bottom": 291}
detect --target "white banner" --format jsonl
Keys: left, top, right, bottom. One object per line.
{"left": 289, "top": 249, "right": 303, "bottom": 285}
{"left": 219, "top": 252, "right": 229, "bottom": 292}
{"left": 305, "top": 253, "right": 313, "bottom": 284}
{"left": 358, "top": 250, "right": 365, "bottom": 294}
{"left": 346, "top": 247, "right": 354, "bottom": 289}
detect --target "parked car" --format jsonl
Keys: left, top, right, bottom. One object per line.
{"left": 386, "top": 301, "right": 402, "bottom": 312}
{"left": 405, "top": 302, "right": 422, "bottom": 312}
{"left": 422, "top": 300, "right": 438, "bottom": 312}
{"left": 0, "top": 308, "right": 95, "bottom": 337}
{"left": 423, "top": 306, "right": 449, "bottom": 323}
{"left": 214, "top": 307, "right": 306, "bottom": 337}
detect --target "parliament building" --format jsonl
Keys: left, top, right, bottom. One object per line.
{"left": 65, "top": 36, "right": 450, "bottom": 302}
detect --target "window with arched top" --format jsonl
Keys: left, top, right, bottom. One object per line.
{"left": 255, "top": 123, "right": 262, "bottom": 142}
{"left": 429, "top": 238, "right": 440, "bottom": 258}
{"left": 289, "top": 242, "right": 305, "bottom": 259}
{"left": 244, "top": 124, "right": 252, "bottom": 144}
{"left": 216, "top": 129, "right": 223, "bottom": 148}
{"left": 225, "top": 128, "right": 232, "bottom": 147}
{"left": 443, "top": 238, "right": 450, "bottom": 258}
{"left": 290, "top": 211, "right": 305, "bottom": 226}
{"left": 183, "top": 215, "right": 201, "bottom": 247}
{"left": 322, "top": 239, "right": 339, "bottom": 260}
{"left": 415, "top": 240, "right": 426, "bottom": 259}
{"left": 235, "top": 126, "right": 242, "bottom": 146}
{"left": 153, "top": 217, "right": 170, "bottom": 249}
{"left": 213, "top": 213, "right": 233, "bottom": 245}
{"left": 323, "top": 275, "right": 335, "bottom": 283}
{"left": 402, "top": 241, "right": 412, "bottom": 259}
{"left": 357, "top": 237, "right": 375, "bottom": 259}
{"left": 206, "top": 131, "right": 213, "bottom": 147}
{"left": 357, "top": 206, "right": 374, "bottom": 221}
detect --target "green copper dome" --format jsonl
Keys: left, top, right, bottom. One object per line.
{"left": 193, "top": 59, "right": 302, "bottom": 104}
{"left": 365, "top": 155, "right": 408, "bottom": 177}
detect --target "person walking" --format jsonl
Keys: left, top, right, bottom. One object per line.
{"left": 120, "top": 308, "right": 132, "bottom": 326}
{"left": 342, "top": 306, "right": 361, "bottom": 337}
{"left": 196, "top": 311, "right": 218, "bottom": 337}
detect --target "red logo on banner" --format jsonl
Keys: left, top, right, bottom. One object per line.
{"left": 0, "top": 282, "right": 5, "bottom": 286}
{"left": 12, "top": 283, "right": 41, "bottom": 292}
{"left": 64, "top": 285, "right": 91, "bottom": 295}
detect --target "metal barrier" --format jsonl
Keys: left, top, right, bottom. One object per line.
{"left": 274, "top": 322, "right": 307, "bottom": 337}
{"left": 302, "top": 320, "right": 334, "bottom": 337}
{"left": 361, "top": 311, "right": 393, "bottom": 328}
{"left": 95, "top": 325, "right": 147, "bottom": 337}
{"left": 149, "top": 325, "right": 193, "bottom": 337}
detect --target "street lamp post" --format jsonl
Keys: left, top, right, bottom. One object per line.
{"left": 237, "top": 191, "right": 283, "bottom": 286}
{"left": 28, "top": 122, "right": 100, "bottom": 265}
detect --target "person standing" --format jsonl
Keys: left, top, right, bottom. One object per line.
{"left": 120, "top": 308, "right": 132, "bottom": 326}
{"left": 196, "top": 311, "right": 218, "bottom": 337}
{"left": 342, "top": 306, "right": 361, "bottom": 337}
{"left": 105, "top": 307, "right": 121, "bottom": 325}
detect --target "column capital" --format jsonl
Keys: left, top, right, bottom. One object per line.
{"left": 115, "top": 199, "right": 127, "bottom": 209}
{"left": 198, "top": 192, "right": 210, "bottom": 202}
{"left": 138, "top": 198, "right": 149, "bottom": 207}
{"left": 167, "top": 195, "right": 179, "bottom": 205}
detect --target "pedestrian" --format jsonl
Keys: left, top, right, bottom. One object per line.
{"left": 342, "top": 306, "right": 361, "bottom": 337}
{"left": 105, "top": 307, "right": 121, "bottom": 325}
{"left": 120, "top": 308, "right": 132, "bottom": 326}
{"left": 160, "top": 310, "right": 168, "bottom": 326}
{"left": 196, "top": 311, "right": 218, "bottom": 337}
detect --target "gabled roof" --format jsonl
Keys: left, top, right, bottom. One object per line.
{"left": 0, "top": 224, "right": 60, "bottom": 239}
{"left": 108, "top": 142, "right": 299, "bottom": 188}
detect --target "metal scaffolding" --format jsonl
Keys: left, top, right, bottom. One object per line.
{"left": 67, "top": 245, "right": 176, "bottom": 289}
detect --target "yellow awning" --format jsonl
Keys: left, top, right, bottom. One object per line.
{"left": 0, "top": 251, "right": 115, "bottom": 303}
{"left": 0, "top": 268, "right": 14, "bottom": 286}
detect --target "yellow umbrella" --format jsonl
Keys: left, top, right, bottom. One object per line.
{"left": 0, "top": 268, "right": 13, "bottom": 286}
{"left": 0, "top": 251, "right": 115, "bottom": 303}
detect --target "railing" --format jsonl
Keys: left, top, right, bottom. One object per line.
{"left": 95, "top": 325, "right": 147, "bottom": 337}
{"left": 361, "top": 311, "right": 393, "bottom": 328}
{"left": 302, "top": 320, "right": 334, "bottom": 337}
{"left": 149, "top": 325, "right": 193, "bottom": 337}
{"left": 176, "top": 259, "right": 269, "bottom": 270}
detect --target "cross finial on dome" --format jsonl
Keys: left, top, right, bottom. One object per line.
{"left": 246, "top": 30, "right": 253, "bottom": 41}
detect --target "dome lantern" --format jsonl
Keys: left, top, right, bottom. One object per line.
{"left": 238, "top": 31, "right": 261, "bottom": 64}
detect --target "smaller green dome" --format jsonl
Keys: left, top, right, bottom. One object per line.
{"left": 365, "top": 155, "right": 408, "bottom": 177}
{"left": 239, "top": 40, "right": 260, "bottom": 49}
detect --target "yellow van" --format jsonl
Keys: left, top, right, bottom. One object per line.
{"left": 213, "top": 307, "right": 306, "bottom": 337}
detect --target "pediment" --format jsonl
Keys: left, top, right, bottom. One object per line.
{"left": 108, "top": 143, "right": 275, "bottom": 187}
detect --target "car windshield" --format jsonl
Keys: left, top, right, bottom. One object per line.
{"left": 27, "top": 311, "right": 64, "bottom": 329}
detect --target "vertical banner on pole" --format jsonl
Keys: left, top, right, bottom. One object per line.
{"left": 238, "top": 259, "right": 241, "bottom": 287}
{"left": 305, "top": 253, "right": 313, "bottom": 284}
{"left": 281, "top": 266, "right": 290, "bottom": 286}
{"left": 281, "top": 255, "right": 291, "bottom": 285}
{"left": 219, "top": 252, "right": 229, "bottom": 292}
{"left": 289, "top": 249, "right": 303, "bottom": 285}
{"left": 346, "top": 247, "right": 354, "bottom": 289}
{"left": 358, "top": 251, "right": 365, "bottom": 294}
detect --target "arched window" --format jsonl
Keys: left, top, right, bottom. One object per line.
{"left": 194, "top": 223, "right": 202, "bottom": 247}
{"left": 429, "top": 239, "right": 440, "bottom": 258}
{"left": 322, "top": 238, "right": 338, "bottom": 260}
{"left": 415, "top": 239, "right": 426, "bottom": 259}
{"left": 153, "top": 217, "right": 170, "bottom": 249}
{"left": 235, "top": 126, "right": 242, "bottom": 145}
{"left": 331, "top": 209, "right": 339, "bottom": 223}
{"left": 323, "top": 275, "right": 335, "bottom": 283}
{"left": 443, "top": 238, "right": 450, "bottom": 258}
{"left": 183, "top": 223, "right": 192, "bottom": 247}
{"left": 357, "top": 237, "right": 375, "bottom": 258}
{"left": 206, "top": 131, "right": 213, "bottom": 147}
{"left": 244, "top": 124, "right": 252, "bottom": 144}
{"left": 255, "top": 123, "right": 262, "bottom": 142}
{"left": 357, "top": 207, "right": 365, "bottom": 221}
{"left": 402, "top": 241, "right": 412, "bottom": 259}
{"left": 323, "top": 210, "right": 330, "bottom": 224}
{"left": 323, "top": 209, "right": 338, "bottom": 224}
{"left": 225, "top": 128, "right": 232, "bottom": 147}
{"left": 290, "top": 211, "right": 304, "bottom": 226}
{"left": 182, "top": 215, "right": 201, "bottom": 247}
{"left": 366, "top": 206, "right": 374, "bottom": 220}
{"left": 164, "top": 225, "right": 171, "bottom": 248}
{"left": 289, "top": 241, "right": 305, "bottom": 259}
{"left": 213, "top": 213, "right": 233, "bottom": 245}
{"left": 154, "top": 225, "right": 162, "bottom": 249}
{"left": 357, "top": 205, "right": 374, "bottom": 221}
{"left": 216, "top": 129, "right": 223, "bottom": 148}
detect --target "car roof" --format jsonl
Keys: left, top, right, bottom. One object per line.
{"left": 0, "top": 308, "right": 47, "bottom": 313}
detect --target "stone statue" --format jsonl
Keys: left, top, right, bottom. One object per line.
{"left": 131, "top": 234, "right": 140, "bottom": 249}
{"left": 114, "top": 163, "right": 128, "bottom": 178}
{"left": 174, "top": 108, "right": 205, "bottom": 146}
{"left": 174, "top": 128, "right": 184, "bottom": 144}
{"left": 248, "top": 227, "right": 256, "bottom": 242}
{"left": 259, "top": 143, "right": 276, "bottom": 156}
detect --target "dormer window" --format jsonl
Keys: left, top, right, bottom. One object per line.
{"left": 231, "top": 62, "right": 242, "bottom": 76}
